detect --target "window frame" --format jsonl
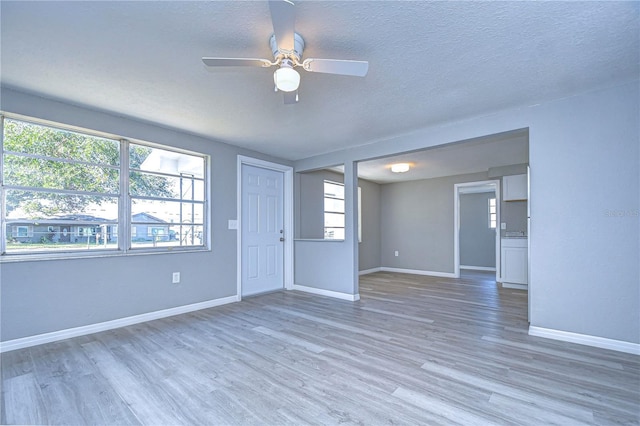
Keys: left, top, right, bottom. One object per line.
{"left": 489, "top": 197, "right": 497, "bottom": 229}
{"left": 127, "top": 141, "right": 207, "bottom": 251}
{"left": 321, "top": 180, "right": 362, "bottom": 242}
{"left": 0, "top": 114, "right": 210, "bottom": 261}
{"left": 15, "top": 225, "right": 30, "bottom": 238}
{"left": 323, "top": 179, "right": 345, "bottom": 240}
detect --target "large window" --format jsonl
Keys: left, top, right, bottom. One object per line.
{"left": 1, "top": 116, "right": 208, "bottom": 257}
{"left": 324, "top": 180, "right": 344, "bottom": 240}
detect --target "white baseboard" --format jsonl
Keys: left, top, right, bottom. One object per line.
{"left": 502, "top": 282, "right": 528, "bottom": 290}
{"left": 380, "top": 267, "right": 457, "bottom": 279}
{"left": 291, "top": 284, "right": 360, "bottom": 301}
{"left": 528, "top": 326, "right": 640, "bottom": 355}
{"left": 460, "top": 265, "right": 496, "bottom": 272}
{"left": 359, "top": 267, "right": 382, "bottom": 276}
{"left": 0, "top": 295, "right": 240, "bottom": 353}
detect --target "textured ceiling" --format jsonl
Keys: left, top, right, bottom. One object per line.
{"left": 358, "top": 132, "right": 529, "bottom": 183}
{"left": 1, "top": 1, "right": 638, "bottom": 161}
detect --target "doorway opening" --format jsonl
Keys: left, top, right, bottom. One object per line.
{"left": 454, "top": 180, "right": 500, "bottom": 281}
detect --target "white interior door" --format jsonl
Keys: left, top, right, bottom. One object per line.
{"left": 241, "top": 164, "right": 284, "bottom": 296}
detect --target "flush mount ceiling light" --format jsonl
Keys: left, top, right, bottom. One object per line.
{"left": 391, "top": 163, "right": 411, "bottom": 173}
{"left": 273, "top": 59, "right": 300, "bottom": 92}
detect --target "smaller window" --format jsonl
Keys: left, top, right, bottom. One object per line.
{"left": 489, "top": 198, "right": 497, "bottom": 229}
{"left": 324, "top": 180, "right": 345, "bottom": 240}
{"left": 148, "top": 227, "right": 166, "bottom": 237}
{"left": 16, "top": 226, "right": 29, "bottom": 238}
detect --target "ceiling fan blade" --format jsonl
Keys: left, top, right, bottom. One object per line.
{"left": 269, "top": 0, "right": 296, "bottom": 52}
{"left": 302, "top": 58, "right": 369, "bottom": 77}
{"left": 202, "top": 57, "right": 272, "bottom": 68}
{"left": 283, "top": 91, "right": 298, "bottom": 104}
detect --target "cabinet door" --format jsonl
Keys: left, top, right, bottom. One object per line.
{"left": 503, "top": 174, "right": 528, "bottom": 201}
{"left": 501, "top": 246, "right": 528, "bottom": 284}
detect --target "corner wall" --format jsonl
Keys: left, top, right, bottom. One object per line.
{"left": 295, "top": 80, "right": 639, "bottom": 347}
{"left": 380, "top": 172, "right": 488, "bottom": 274}
{"left": 528, "top": 81, "right": 639, "bottom": 344}
{"left": 0, "top": 88, "right": 291, "bottom": 343}
{"left": 358, "top": 178, "right": 381, "bottom": 272}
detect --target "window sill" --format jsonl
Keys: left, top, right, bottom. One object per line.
{"left": 0, "top": 246, "right": 211, "bottom": 263}
{"left": 293, "top": 238, "right": 345, "bottom": 242}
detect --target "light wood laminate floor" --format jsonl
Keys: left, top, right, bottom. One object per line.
{"left": 2, "top": 271, "right": 639, "bottom": 425}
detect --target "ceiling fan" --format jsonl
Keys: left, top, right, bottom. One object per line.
{"left": 202, "top": 0, "right": 369, "bottom": 104}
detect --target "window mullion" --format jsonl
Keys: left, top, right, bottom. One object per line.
{"left": 3, "top": 185, "right": 119, "bottom": 198}
{"left": 120, "top": 139, "right": 130, "bottom": 252}
{"left": 1, "top": 115, "right": 6, "bottom": 255}
{"left": 130, "top": 195, "right": 205, "bottom": 204}
{"left": 129, "top": 166, "right": 204, "bottom": 181}
{"left": 3, "top": 150, "right": 120, "bottom": 170}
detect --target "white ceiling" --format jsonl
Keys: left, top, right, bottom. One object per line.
{"left": 1, "top": 1, "right": 638, "bottom": 161}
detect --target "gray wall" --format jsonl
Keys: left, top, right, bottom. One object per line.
{"left": 5, "top": 81, "right": 637, "bottom": 347}
{"left": 295, "top": 80, "right": 639, "bottom": 345}
{"left": 294, "top": 162, "right": 359, "bottom": 295}
{"left": 296, "top": 169, "right": 344, "bottom": 239}
{"left": 0, "top": 88, "right": 291, "bottom": 342}
{"left": 358, "top": 178, "right": 381, "bottom": 272}
{"left": 528, "top": 82, "right": 638, "bottom": 344}
{"left": 295, "top": 169, "right": 381, "bottom": 272}
{"left": 460, "top": 192, "right": 496, "bottom": 268}
{"left": 380, "top": 172, "right": 488, "bottom": 274}
{"left": 501, "top": 199, "right": 528, "bottom": 237}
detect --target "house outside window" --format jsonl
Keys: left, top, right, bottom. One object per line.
{"left": 1, "top": 116, "right": 208, "bottom": 258}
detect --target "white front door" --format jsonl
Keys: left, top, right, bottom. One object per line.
{"left": 241, "top": 164, "right": 284, "bottom": 296}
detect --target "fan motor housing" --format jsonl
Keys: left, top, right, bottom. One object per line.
{"left": 270, "top": 33, "right": 305, "bottom": 62}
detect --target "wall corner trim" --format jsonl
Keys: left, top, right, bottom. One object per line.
{"left": 528, "top": 326, "right": 640, "bottom": 355}
{"left": 291, "top": 284, "right": 360, "bottom": 301}
{"left": 380, "top": 267, "right": 457, "bottom": 279}
{"left": 0, "top": 295, "right": 239, "bottom": 353}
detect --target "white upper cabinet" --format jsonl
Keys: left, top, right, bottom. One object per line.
{"left": 503, "top": 174, "right": 528, "bottom": 201}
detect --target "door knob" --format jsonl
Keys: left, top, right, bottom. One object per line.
{"left": 280, "top": 237, "right": 285, "bottom": 242}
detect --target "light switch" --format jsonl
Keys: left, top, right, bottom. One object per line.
{"left": 228, "top": 220, "right": 238, "bottom": 230}
{"left": 500, "top": 222, "right": 507, "bottom": 230}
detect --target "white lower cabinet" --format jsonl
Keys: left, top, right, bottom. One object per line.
{"left": 501, "top": 238, "right": 528, "bottom": 289}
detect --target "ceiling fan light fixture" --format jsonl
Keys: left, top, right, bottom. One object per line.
{"left": 391, "top": 163, "right": 411, "bottom": 173}
{"left": 274, "top": 62, "right": 300, "bottom": 92}
{"left": 201, "top": 1, "right": 369, "bottom": 103}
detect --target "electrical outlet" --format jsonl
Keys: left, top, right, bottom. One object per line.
{"left": 172, "top": 272, "right": 180, "bottom": 284}
{"left": 394, "top": 250, "right": 399, "bottom": 257}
